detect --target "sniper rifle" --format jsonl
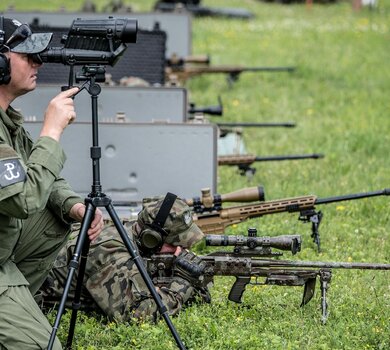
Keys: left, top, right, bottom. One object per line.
{"left": 166, "top": 64, "right": 295, "bottom": 85}
{"left": 165, "top": 54, "right": 295, "bottom": 85}
{"left": 146, "top": 228, "right": 390, "bottom": 324}
{"left": 187, "top": 96, "right": 296, "bottom": 128}
{"left": 218, "top": 153, "right": 325, "bottom": 176}
{"left": 191, "top": 188, "right": 390, "bottom": 251}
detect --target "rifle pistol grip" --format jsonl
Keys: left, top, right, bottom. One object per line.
{"left": 228, "top": 276, "right": 251, "bottom": 303}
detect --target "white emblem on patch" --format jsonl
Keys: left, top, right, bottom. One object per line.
{"left": 184, "top": 211, "right": 192, "bottom": 225}
{"left": 12, "top": 19, "right": 22, "bottom": 27}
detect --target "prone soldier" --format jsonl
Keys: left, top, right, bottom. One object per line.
{"left": 38, "top": 196, "right": 211, "bottom": 322}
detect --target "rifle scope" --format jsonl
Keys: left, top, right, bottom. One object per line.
{"left": 39, "top": 17, "right": 137, "bottom": 66}
{"left": 186, "top": 186, "right": 265, "bottom": 210}
{"left": 206, "top": 234, "right": 302, "bottom": 254}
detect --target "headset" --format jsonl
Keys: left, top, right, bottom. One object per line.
{"left": 0, "top": 16, "right": 11, "bottom": 85}
{"left": 137, "top": 192, "right": 177, "bottom": 252}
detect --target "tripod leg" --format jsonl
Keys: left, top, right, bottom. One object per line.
{"left": 48, "top": 202, "right": 96, "bottom": 350}
{"left": 105, "top": 203, "right": 186, "bottom": 350}
{"left": 66, "top": 235, "right": 91, "bottom": 349}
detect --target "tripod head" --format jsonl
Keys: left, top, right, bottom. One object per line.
{"left": 65, "top": 64, "right": 106, "bottom": 98}
{"left": 76, "top": 65, "right": 106, "bottom": 83}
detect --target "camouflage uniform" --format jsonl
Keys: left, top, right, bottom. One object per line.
{"left": 39, "top": 198, "right": 209, "bottom": 323}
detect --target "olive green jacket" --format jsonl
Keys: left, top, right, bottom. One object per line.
{"left": 0, "top": 106, "right": 82, "bottom": 286}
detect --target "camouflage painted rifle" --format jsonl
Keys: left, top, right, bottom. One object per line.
{"left": 191, "top": 188, "right": 390, "bottom": 251}
{"left": 146, "top": 229, "right": 390, "bottom": 324}
{"left": 218, "top": 153, "right": 324, "bottom": 176}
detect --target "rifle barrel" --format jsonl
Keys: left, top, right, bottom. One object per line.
{"left": 254, "top": 154, "right": 324, "bottom": 162}
{"left": 181, "top": 66, "right": 295, "bottom": 74}
{"left": 243, "top": 66, "right": 295, "bottom": 72}
{"left": 251, "top": 259, "right": 390, "bottom": 270}
{"left": 315, "top": 188, "right": 390, "bottom": 205}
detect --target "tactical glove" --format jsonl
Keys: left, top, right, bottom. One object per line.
{"left": 173, "top": 250, "right": 209, "bottom": 289}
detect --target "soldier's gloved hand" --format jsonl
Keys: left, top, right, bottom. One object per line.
{"left": 173, "top": 250, "right": 208, "bottom": 289}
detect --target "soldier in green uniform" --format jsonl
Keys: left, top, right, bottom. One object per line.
{"left": 0, "top": 17, "right": 104, "bottom": 349}
{"left": 39, "top": 196, "right": 211, "bottom": 323}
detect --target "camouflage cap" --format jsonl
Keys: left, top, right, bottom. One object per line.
{"left": 1, "top": 18, "right": 52, "bottom": 54}
{"left": 139, "top": 196, "right": 204, "bottom": 248}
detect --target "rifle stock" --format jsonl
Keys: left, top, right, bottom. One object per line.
{"left": 167, "top": 54, "right": 211, "bottom": 67}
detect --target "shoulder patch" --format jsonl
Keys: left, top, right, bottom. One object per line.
{"left": 0, "top": 159, "right": 26, "bottom": 188}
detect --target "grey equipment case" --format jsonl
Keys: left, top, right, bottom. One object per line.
{"left": 13, "top": 85, "right": 188, "bottom": 123}
{"left": 24, "top": 121, "right": 217, "bottom": 218}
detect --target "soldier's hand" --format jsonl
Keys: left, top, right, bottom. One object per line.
{"left": 40, "top": 87, "right": 79, "bottom": 141}
{"left": 173, "top": 250, "right": 208, "bottom": 288}
{"left": 69, "top": 203, "right": 104, "bottom": 241}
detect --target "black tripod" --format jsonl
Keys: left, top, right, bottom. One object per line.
{"left": 47, "top": 65, "right": 186, "bottom": 350}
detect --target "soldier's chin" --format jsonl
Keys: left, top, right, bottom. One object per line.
{"left": 20, "top": 84, "right": 36, "bottom": 96}
{"left": 29, "top": 77, "right": 38, "bottom": 87}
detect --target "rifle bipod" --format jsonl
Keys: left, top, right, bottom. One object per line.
{"left": 248, "top": 268, "right": 332, "bottom": 324}
{"left": 299, "top": 209, "right": 324, "bottom": 252}
{"left": 299, "top": 269, "right": 332, "bottom": 324}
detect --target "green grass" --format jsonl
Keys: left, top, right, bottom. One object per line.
{"left": 2, "top": 0, "right": 390, "bottom": 349}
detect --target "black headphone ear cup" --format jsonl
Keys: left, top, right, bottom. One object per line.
{"left": 0, "top": 53, "right": 11, "bottom": 85}
{"left": 139, "top": 228, "right": 163, "bottom": 251}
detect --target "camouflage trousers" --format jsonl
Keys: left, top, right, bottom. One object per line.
{"left": 0, "top": 208, "right": 70, "bottom": 350}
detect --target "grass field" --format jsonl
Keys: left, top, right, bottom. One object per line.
{"left": 1, "top": 0, "right": 389, "bottom": 349}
